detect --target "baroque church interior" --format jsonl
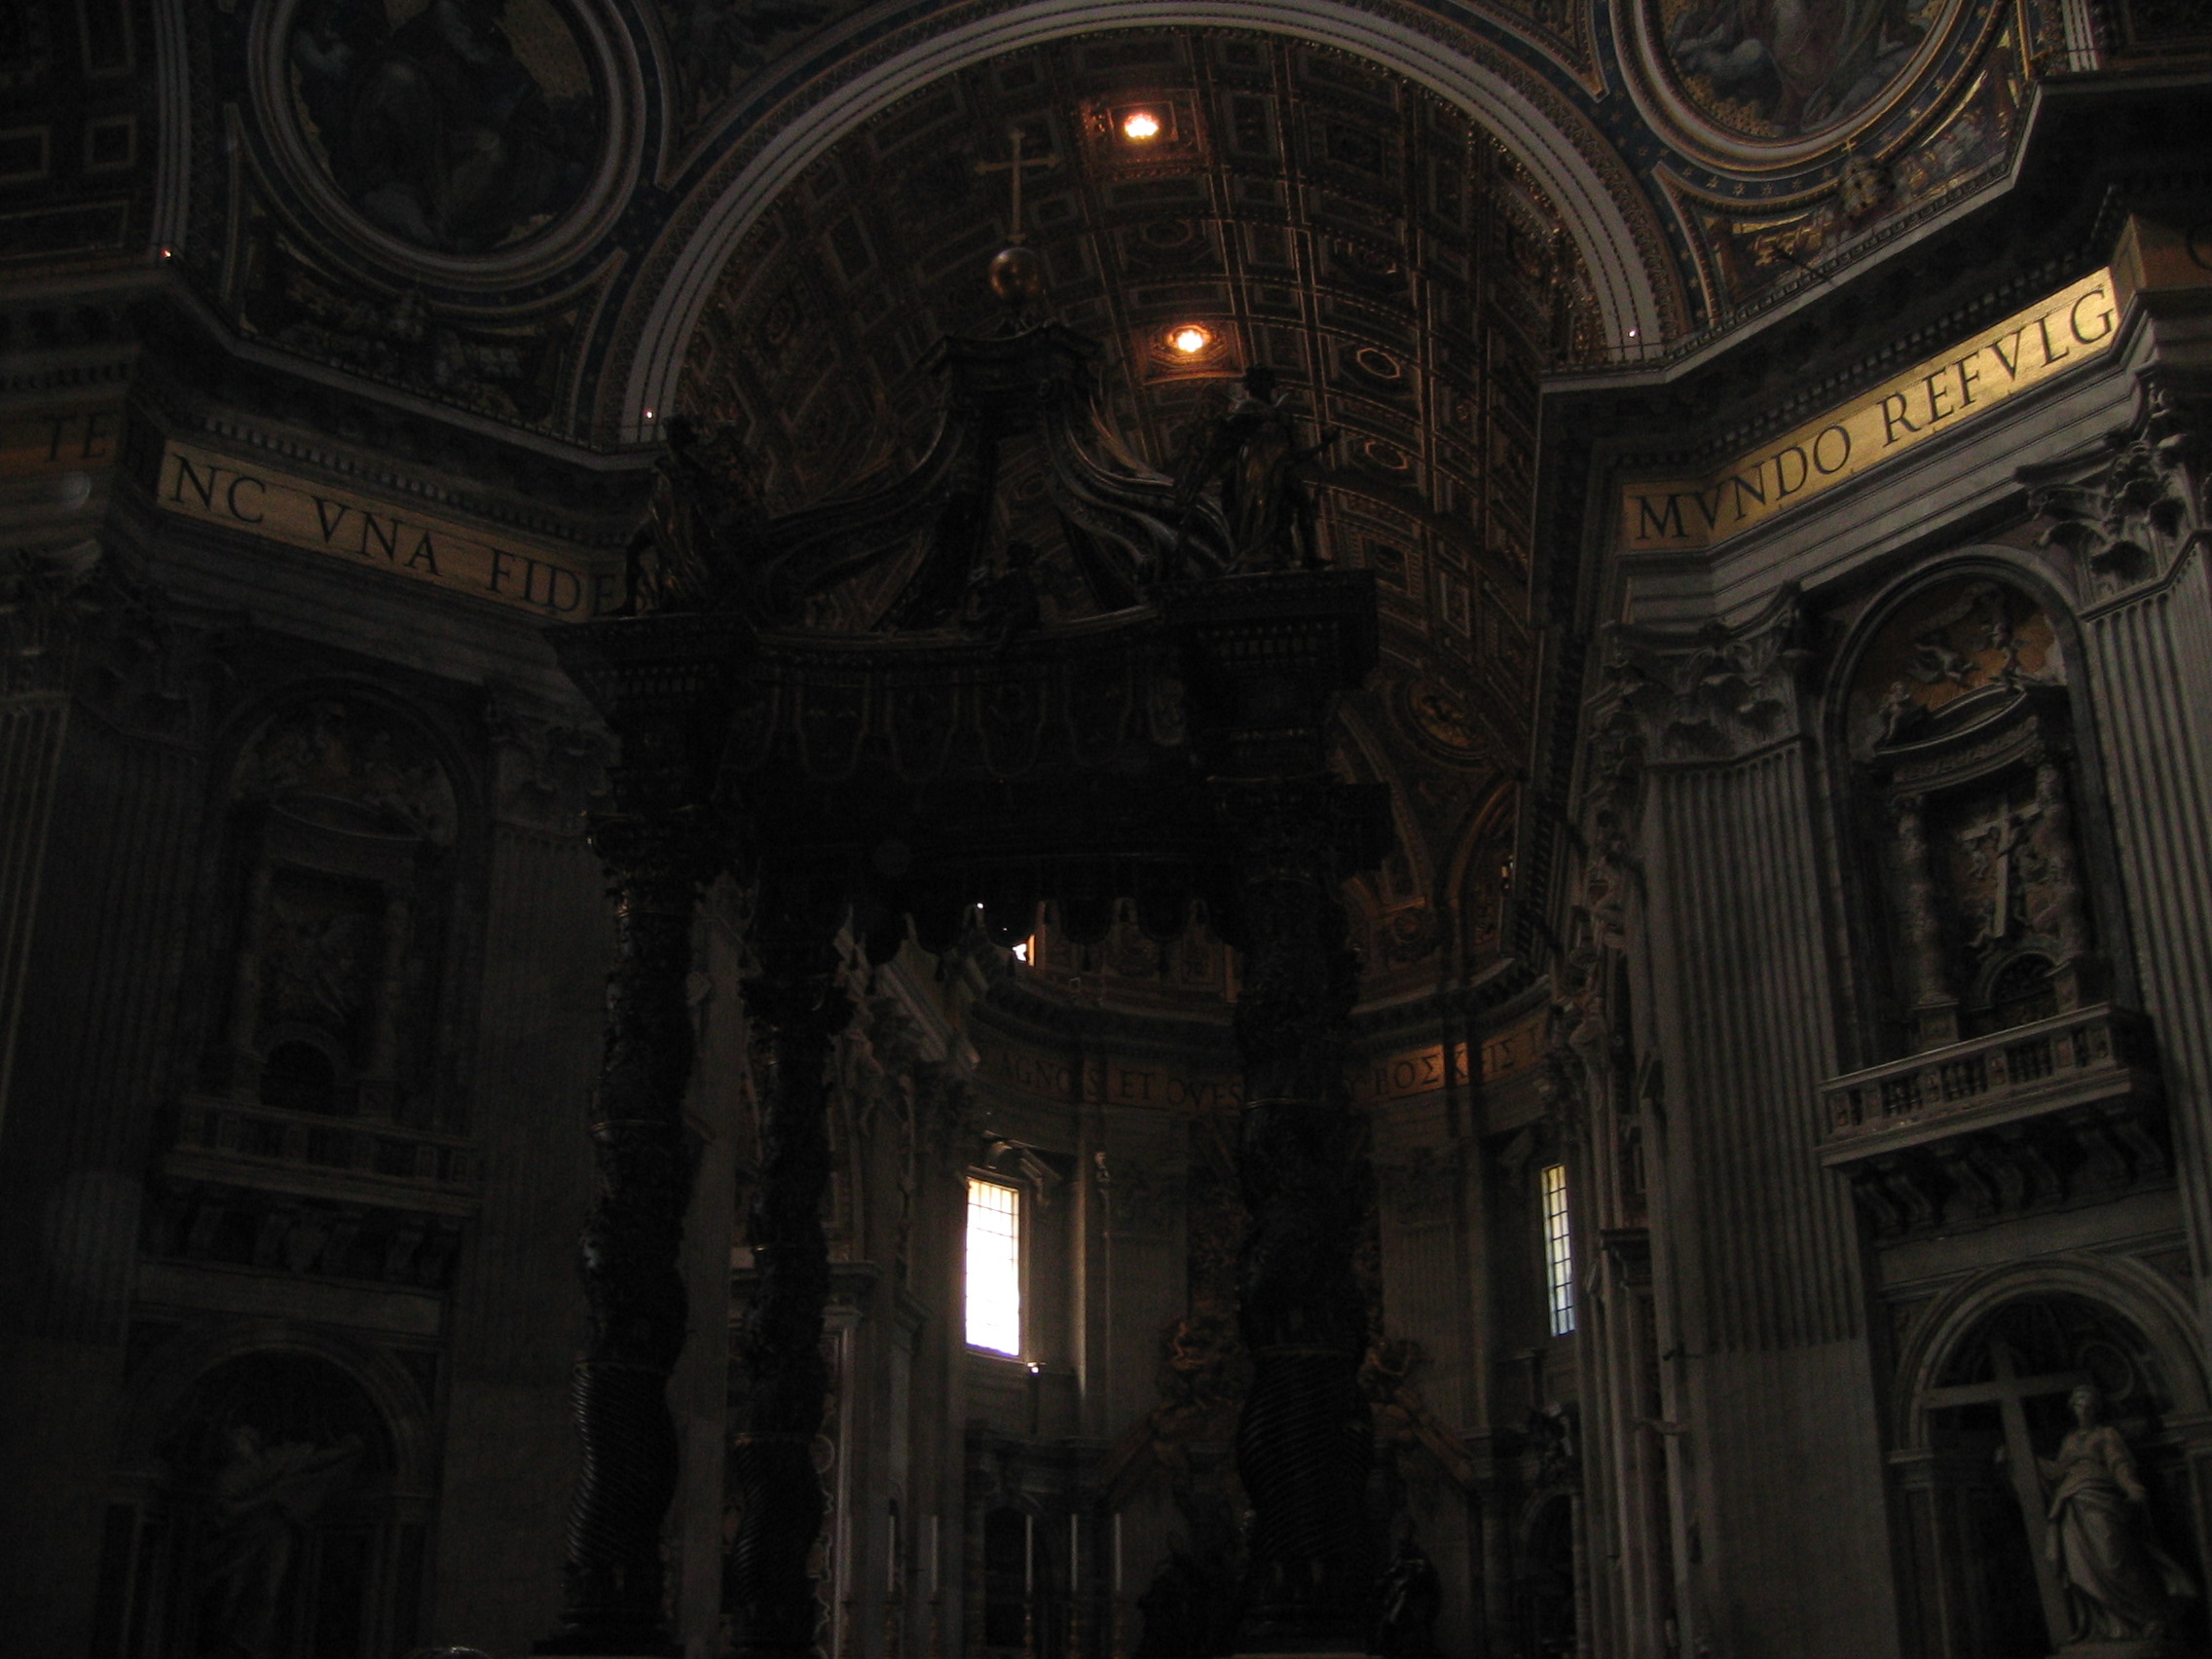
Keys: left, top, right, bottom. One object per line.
{"left": 3, "top": 0, "right": 2211, "bottom": 1657}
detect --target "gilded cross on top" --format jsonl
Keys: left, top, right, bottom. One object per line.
{"left": 975, "top": 126, "right": 1060, "bottom": 241}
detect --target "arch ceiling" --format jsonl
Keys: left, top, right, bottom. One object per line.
{"left": 181, "top": 0, "right": 2038, "bottom": 445}
{"left": 155, "top": 0, "right": 2048, "bottom": 987}
{"left": 680, "top": 28, "right": 1542, "bottom": 993}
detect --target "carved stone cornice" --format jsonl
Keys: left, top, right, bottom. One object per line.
{"left": 1819, "top": 1005, "right": 2168, "bottom": 1239}
{"left": 2024, "top": 374, "right": 2209, "bottom": 604}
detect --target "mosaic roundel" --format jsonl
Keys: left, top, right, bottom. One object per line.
{"left": 1654, "top": 0, "right": 1957, "bottom": 141}
{"left": 284, "top": 0, "right": 606, "bottom": 255}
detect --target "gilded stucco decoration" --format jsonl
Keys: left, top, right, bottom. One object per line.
{"left": 1630, "top": 0, "right": 2045, "bottom": 318}
{"left": 159, "top": 0, "right": 2062, "bottom": 439}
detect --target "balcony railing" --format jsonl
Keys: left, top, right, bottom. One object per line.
{"left": 1819, "top": 1006, "right": 2167, "bottom": 1237}
{"left": 170, "top": 1095, "right": 479, "bottom": 1201}
{"left": 1823, "top": 1005, "right": 2154, "bottom": 1149}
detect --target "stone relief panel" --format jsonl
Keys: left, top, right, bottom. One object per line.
{"left": 1841, "top": 576, "right": 2103, "bottom": 1051}
{"left": 146, "top": 695, "right": 482, "bottom": 1298}
{"left": 1844, "top": 576, "right": 2064, "bottom": 759}
{"left": 217, "top": 697, "right": 466, "bottom": 1123}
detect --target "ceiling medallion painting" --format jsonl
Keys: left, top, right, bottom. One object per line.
{"left": 266, "top": 0, "right": 615, "bottom": 265}
{"left": 1656, "top": 0, "right": 1958, "bottom": 141}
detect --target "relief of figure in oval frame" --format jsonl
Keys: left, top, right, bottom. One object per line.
{"left": 1651, "top": 0, "right": 1959, "bottom": 141}
{"left": 282, "top": 0, "right": 607, "bottom": 256}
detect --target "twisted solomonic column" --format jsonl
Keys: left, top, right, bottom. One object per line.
{"left": 729, "top": 900, "right": 851, "bottom": 1659}
{"left": 539, "top": 806, "right": 721, "bottom": 1656}
{"left": 1226, "top": 779, "right": 1374, "bottom": 1652}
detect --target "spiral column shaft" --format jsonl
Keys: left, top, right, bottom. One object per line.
{"left": 1227, "top": 781, "right": 1373, "bottom": 1650}
{"left": 730, "top": 909, "right": 850, "bottom": 1659}
{"left": 539, "top": 809, "right": 718, "bottom": 1656}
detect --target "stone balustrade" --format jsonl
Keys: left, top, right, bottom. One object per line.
{"left": 170, "top": 1095, "right": 480, "bottom": 1197}
{"left": 1819, "top": 1007, "right": 2167, "bottom": 1237}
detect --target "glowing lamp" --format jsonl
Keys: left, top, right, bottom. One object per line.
{"left": 1122, "top": 110, "right": 1161, "bottom": 140}
{"left": 1168, "top": 325, "right": 1210, "bottom": 355}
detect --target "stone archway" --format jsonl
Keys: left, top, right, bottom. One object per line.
{"left": 609, "top": 0, "right": 1681, "bottom": 436}
{"left": 1892, "top": 1265, "right": 2212, "bottom": 1659}
{"left": 97, "top": 1337, "right": 434, "bottom": 1659}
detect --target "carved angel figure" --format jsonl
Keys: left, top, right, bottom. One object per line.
{"left": 2038, "top": 1384, "right": 2197, "bottom": 1641}
{"left": 1169, "top": 367, "right": 1335, "bottom": 573}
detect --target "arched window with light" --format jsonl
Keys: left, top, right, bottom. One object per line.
{"left": 966, "top": 1175, "right": 1023, "bottom": 1357}
{"left": 1541, "top": 1162, "right": 1575, "bottom": 1337}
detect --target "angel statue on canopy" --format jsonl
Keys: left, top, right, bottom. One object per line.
{"left": 1168, "top": 366, "right": 1336, "bottom": 575}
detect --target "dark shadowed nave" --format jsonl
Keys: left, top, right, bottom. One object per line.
{"left": 1, "top": 4, "right": 2209, "bottom": 1657}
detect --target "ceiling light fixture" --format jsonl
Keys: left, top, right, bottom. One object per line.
{"left": 1122, "top": 110, "right": 1161, "bottom": 141}
{"left": 1168, "top": 324, "right": 1211, "bottom": 355}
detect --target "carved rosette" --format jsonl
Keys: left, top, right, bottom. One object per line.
{"left": 729, "top": 895, "right": 852, "bottom": 1659}
{"left": 541, "top": 805, "right": 721, "bottom": 1657}
{"left": 1222, "top": 777, "right": 1376, "bottom": 1645}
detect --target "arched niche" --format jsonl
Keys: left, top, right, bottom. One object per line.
{"left": 1888, "top": 1260, "right": 2212, "bottom": 1659}
{"left": 1826, "top": 562, "right": 2120, "bottom": 1061}
{"left": 95, "top": 1326, "right": 436, "bottom": 1659}
{"left": 199, "top": 689, "right": 477, "bottom": 1135}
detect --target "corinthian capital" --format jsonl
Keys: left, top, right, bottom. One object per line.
{"left": 1588, "top": 583, "right": 1806, "bottom": 784}
{"left": 2024, "top": 374, "right": 2207, "bottom": 599}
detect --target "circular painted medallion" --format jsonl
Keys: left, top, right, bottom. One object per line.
{"left": 282, "top": 0, "right": 607, "bottom": 256}
{"left": 1649, "top": 0, "right": 1958, "bottom": 143}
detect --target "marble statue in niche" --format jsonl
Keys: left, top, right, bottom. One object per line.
{"left": 114, "top": 1352, "right": 395, "bottom": 1659}
{"left": 1659, "top": 0, "right": 1950, "bottom": 137}
{"left": 2025, "top": 1384, "right": 2199, "bottom": 1643}
{"left": 1919, "top": 1295, "right": 2204, "bottom": 1659}
{"left": 286, "top": 0, "right": 603, "bottom": 253}
{"left": 203, "top": 1424, "right": 367, "bottom": 1657}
